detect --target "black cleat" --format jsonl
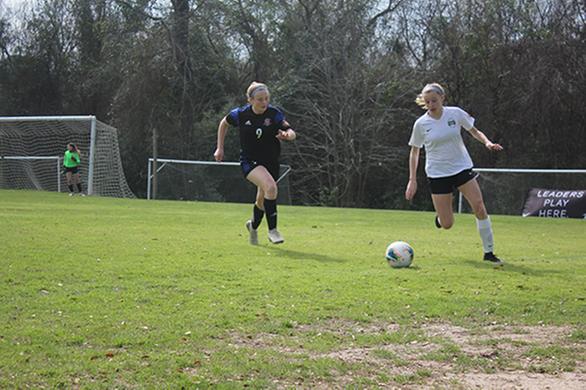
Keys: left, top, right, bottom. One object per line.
{"left": 434, "top": 215, "right": 442, "bottom": 229}
{"left": 483, "top": 252, "right": 504, "bottom": 266}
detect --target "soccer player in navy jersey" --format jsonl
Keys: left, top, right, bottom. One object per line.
{"left": 405, "top": 83, "right": 504, "bottom": 265}
{"left": 214, "top": 82, "right": 297, "bottom": 245}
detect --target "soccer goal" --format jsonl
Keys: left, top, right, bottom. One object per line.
{"left": 147, "top": 158, "right": 293, "bottom": 204}
{"left": 0, "top": 116, "right": 134, "bottom": 197}
{"left": 458, "top": 168, "right": 586, "bottom": 215}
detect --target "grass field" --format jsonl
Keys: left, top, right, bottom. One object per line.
{"left": 0, "top": 189, "right": 584, "bottom": 388}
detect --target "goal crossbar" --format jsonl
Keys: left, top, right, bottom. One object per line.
{"left": 474, "top": 168, "right": 586, "bottom": 174}
{"left": 0, "top": 116, "right": 95, "bottom": 122}
{"left": 1, "top": 156, "right": 60, "bottom": 160}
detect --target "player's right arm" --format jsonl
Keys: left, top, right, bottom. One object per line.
{"left": 405, "top": 146, "right": 420, "bottom": 200}
{"left": 214, "top": 117, "right": 230, "bottom": 162}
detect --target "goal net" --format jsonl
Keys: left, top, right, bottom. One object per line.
{"left": 0, "top": 116, "right": 134, "bottom": 197}
{"left": 147, "top": 159, "right": 292, "bottom": 205}
{"left": 458, "top": 168, "right": 586, "bottom": 215}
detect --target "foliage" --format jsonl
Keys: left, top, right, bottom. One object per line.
{"left": 0, "top": 0, "right": 584, "bottom": 206}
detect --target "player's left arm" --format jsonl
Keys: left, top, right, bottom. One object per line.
{"left": 467, "top": 127, "right": 503, "bottom": 151}
{"left": 276, "top": 120, "right": 296, "bottom": 141}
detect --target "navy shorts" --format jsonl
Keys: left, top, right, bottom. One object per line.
{"left": 428, "top": 169, "right": 478, "bottom": 195}
{"left": 240, "top": 158, "right": 280, "bottom": 181}
{"left": 64, "top": 166, "right": 79, "bottom": 174}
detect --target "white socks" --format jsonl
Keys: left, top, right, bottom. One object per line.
{"left": 476, "top": 216, "right": 494, "bottom": 253}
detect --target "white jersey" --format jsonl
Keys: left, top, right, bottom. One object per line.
{"left": 408, "top": 106, "right": 475, "bottom": 178}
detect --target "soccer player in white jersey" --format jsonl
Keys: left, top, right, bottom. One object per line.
{"left": 404, "top": 83, "right": 504, "bottom": 265}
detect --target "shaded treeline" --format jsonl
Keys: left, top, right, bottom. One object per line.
{"left": 0, "top": 0, "right": 584, "bottom": 208}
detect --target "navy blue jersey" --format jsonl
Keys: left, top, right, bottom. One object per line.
{"left": 226, "top": 104, "right": 286, "bottom": 162}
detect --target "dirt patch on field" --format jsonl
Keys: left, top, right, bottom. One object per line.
{"left": 227, "top": 320, "right": 585, "bottom": 388}
{"left": 453, "top": 372, "right": 584, "bottom": 390}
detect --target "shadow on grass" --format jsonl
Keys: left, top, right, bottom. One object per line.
{"left": 266, "top": 246, "right": 348, "bottom": 263}
{"left": 461, "top": 259, "right": 561, "bottom": 276}
{"left": 396, "top": 265, "right": 421, "bottom": 271}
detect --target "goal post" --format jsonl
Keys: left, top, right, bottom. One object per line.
{"left": 0, "top": 115, "right": 134, "bottom": 197}
{"left": 457, "top": 168, "right": 586, "bottom": 215}
{"left": 147, "top": 158, "right": 292, "bottom": 204}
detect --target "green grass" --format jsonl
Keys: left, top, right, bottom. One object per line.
{"left": 0, "top": 189, "right": 584, "bottom": 387}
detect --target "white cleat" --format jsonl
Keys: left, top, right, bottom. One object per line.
{"left": 79, "top": 193, "right": 86, "bottom": 197}
{"left": 268, "top": 228, "right": 284, "bottom": 244}
{"left": 245, "top": 220, "right": 258, "bottom": 245}
{"left": 68, "top": 192, "right": 74, "bottom": 197}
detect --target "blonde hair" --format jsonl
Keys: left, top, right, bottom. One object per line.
{"left": 246, "top": 81, "right": 269, "bottom": 99}
{"left": 415, "top": 83, "right": 445, "bottom": 109}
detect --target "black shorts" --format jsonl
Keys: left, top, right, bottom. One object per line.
{"left": 240, "top": 158, "right": 280, "bottom": 181}
{"left": 428, "top": 169, "right": 478, "bottom": 195}
{"left": 64, "top": 166, "right": 79, "bottom": 174}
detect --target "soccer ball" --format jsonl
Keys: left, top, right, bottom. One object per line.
{"left": 385, "top": 241, "right": 414, "bottom": 268}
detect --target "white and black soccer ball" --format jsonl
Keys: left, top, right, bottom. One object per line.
{"left": 385, "top": 241, "right": 414, "bottom": 268}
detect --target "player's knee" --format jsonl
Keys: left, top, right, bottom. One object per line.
{"left": 264, "top": 182, "right": 278, "bottom": 198}
{"left": 442, "top": 219, "right": 454, "bottom": 229}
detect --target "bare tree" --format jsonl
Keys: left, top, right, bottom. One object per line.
{"left": 274, "top": 0, "right": 416, "bottom": 207}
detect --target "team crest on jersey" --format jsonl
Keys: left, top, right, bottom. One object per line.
{"left": 448, "top": 119, "right": 456, "bottom": 127}
{"left": 245, "top": 120, "right": 252, "bottom": 126}
{"left": 263, "top": 118, "right": 272, "bottom": 127}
